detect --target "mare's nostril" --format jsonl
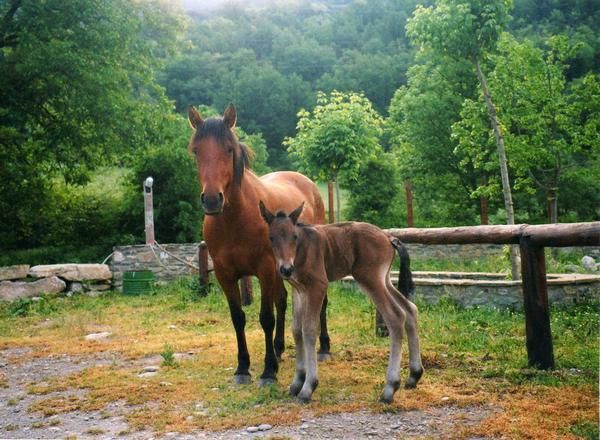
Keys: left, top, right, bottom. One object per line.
{"left": 218, "top": 192, "right": 224, "bottom": 202}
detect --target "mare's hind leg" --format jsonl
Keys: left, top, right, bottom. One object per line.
{"left": 274, "top": 277, "right": 287, "bottom": 360}
{"left": 387, "top": 278, "right": 424, "bottom": 389}
{"left": 356, "top": 270, "right": 406, "bottom": 404}
{"left": 256, "top": 268, "right": 281, "bottom": 386}
{"left": 215, "top": 272, "right": 251, "bottom": 385}
{"left": 317, "top": 293, "right": 332, "bottom": 361}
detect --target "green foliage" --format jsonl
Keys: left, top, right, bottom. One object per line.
{"left": 452, "top": 35, "right": 600, "bottom": 222}
{"left": 286, "top": 90, "right": 383, "bottom": 184}
{"left": 0, "top": 0, "right": 185, "bottom": 249}
{"left": 344, "top": 154, "right": 405, "bottom": 228}
{"left": 160, "top": 343, "right": 177, "bottom": 368}
{"left": 407, "top": 0, "right": 513, "bottom": 62}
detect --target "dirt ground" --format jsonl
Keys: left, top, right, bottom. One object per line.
{"left": 0, "top": 347, "right": 496, "bottom": 440}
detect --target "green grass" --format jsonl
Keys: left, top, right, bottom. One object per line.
{"left": 0, "top": 279, "right": 597, "bottom": 437}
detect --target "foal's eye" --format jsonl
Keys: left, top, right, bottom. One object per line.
{"left": 293, "top": 234, "right": 298, "bottom": 241}
{"left": 269, "top": 236, "right": 274, "bottom": 242}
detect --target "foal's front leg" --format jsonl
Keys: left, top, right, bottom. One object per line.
{"left": 289, "top": 288, "right": 305, "bottom": 397}
{"left": 298, "top": 287, "right": 327, "bottom": 403}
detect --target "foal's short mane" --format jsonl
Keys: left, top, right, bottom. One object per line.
{"left": 191, "top": 117, "right": 254, "bottom": 185}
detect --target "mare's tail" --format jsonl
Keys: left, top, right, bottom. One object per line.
{"left": 390, "top": 238, "right": 415, "bottom": 300}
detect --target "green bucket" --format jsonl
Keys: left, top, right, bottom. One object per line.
{"left": 122, "top": 270, "right": 155, "bottom": 295}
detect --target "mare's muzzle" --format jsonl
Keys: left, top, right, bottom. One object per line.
{"left": 279, "top": 264, "right": 295, "bottom": 279}
{"left": 201, "top": 192, "right": 224, "bottom": 215}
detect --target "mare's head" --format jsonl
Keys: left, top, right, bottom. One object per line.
{"left": 259, "top": 201, "right": 304, "bottom": 279}
{"left": 188, "top": 104, "right": 252, "bottom": 215}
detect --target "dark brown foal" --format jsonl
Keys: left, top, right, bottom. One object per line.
{"left": 259, "top": 201, "right": 424, "bottom": 403}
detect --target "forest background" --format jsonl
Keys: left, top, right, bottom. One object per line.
{"left": 0, "top": 0, "right": 598, "bottom": 264}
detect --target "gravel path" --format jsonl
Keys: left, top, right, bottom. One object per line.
{"left": 0, "top": 348, "right": 495, "bottom": 439}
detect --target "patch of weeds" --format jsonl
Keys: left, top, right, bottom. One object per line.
{"left": 568, "top": 421, "right": 598, "bottom": 440}
{"left": 31, "top": 421, "right": 45, "bottom": 429}
{"left": 118, "top": 429, "right": 131, "bottom": 436}
{"left": 48, "top": 418, "right": 61, "bottom": 426}
{"left": 5, "top": 423, "right": 18, "bottom": 431}
{"left": 6, "top": 398, "right": 17, "bottom": 406}
{"left": 86, "top": 427, "right": 105, "bottom": 435}
{"left": 161, "top": 343, "right": 177, "bottom": 367}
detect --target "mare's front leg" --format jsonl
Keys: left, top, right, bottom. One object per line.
{"left": 298, "top": 286, "right": 327, "bottom": 403}
{"left": 274, "top": 277, "right": 288, "bottom": 360}
{"left": 256, "top": 268, "right": 281, "bottom": 386}
{"left": 215, "top": 271, "right": 251, "bottom": 384}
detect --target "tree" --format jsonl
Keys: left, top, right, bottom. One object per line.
{"left": 453, "top": 35, "right": 600, "bottom": 223}
{"left": 0, "top": 0, "right": 184, "bottom": 249}
{"left": 407, "top": 0, "right": 521, "bottom": 279}
{"left": 285, "top": 90, "right": 383, "bottom": 220}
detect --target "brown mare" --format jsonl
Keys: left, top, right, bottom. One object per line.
{"left": 259, "top": 201, "right": 424, "bottom": 403}
{"left": 187, "top": 104, "right": 331, "bottom": 385}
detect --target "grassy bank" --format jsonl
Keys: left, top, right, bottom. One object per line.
{"left": 0, "top": 280, "right": 597, "bottom": 438}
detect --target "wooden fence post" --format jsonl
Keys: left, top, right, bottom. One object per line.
{"left": 519, "top": 235, "right": 554, "bottom": 369}
{"left": 198, "top": 242, "right": 209, "bottom": 297}
{"left": 241, "top": 277, "right": 253, "bottom": 306}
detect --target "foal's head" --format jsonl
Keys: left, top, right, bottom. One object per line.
{"left": 259, "top": 201, "right": 304, "bottom": 279}
{"left": 188, "top": 104, "right": 252, "bottom": 215}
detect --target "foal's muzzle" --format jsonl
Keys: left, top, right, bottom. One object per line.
{"left": 279, "top": 264, "right": 295, "bottom": 279}
{"left": 201, "top": 192, "right": 224, "bottom": 215}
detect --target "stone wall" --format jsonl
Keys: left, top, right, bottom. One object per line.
{"left": 0, "top": 264, "right": 112, "bottom": 301}
{"left": 405, "top": 243, "right": 504, "bottom": 260}
{"left": 110, "top": 243, "right": 203, "bottom": 290}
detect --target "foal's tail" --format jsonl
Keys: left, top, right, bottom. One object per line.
{"left": 390, "top": 238, "right": 415, "bottom": 300}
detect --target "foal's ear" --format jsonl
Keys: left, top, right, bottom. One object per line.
{"left": 289, "top": 202, "right": 305, "bottom": 225}
{"left": 188, "top": 106, "right": 204, "bottom": 129}
{"left": 259, "top": 200, "right": 274, "bottom": 225}
{"left": 223, "top": 103, "right": 237, "bottom": 129}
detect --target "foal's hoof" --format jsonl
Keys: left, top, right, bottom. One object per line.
{"left": 258, "top": 377, "right": 277, "bottom": 387}
{"left": 379, "top": 395, "right": 394, "bottom": 404}
{"left": 297, "top": 395, "right": 311, "bottom": 404}
{"left": 317, "top": 352, "right": 332, "bottom": 362}
{"left": 233, "top": 374, "right": 252, "bottom": 385}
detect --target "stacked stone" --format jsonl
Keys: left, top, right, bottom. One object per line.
{"left": 110, "top": 243, "right": 203, "bottom": 290}
{"left": 0, "top": 264, "right": 112, "bottom": 301}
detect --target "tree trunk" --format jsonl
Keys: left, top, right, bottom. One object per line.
{"left": 475, "top": 59, "right": 520, "bottom": 280}
{"left": 480, "top": 177, "right": 489, "bottom": 225}
{"left": 404, "top": 180, "right": 414, "bottom": 227}
{"left": 327, "top": 180, "right": 335, "bottom": 223}
{"left": 547, "top": 188, "right": 558, "bottom": 224}
{"left": 335, "top": 177, "right": 341, "bottom": 222}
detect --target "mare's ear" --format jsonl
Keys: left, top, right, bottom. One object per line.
{"left": 188, "top": 106, "right": 204, "bottom": 129}
{"left": 223, "top": 103, "right": 237, "bottom": 129}
{"left": 289, "top": 202, "right": 305, "bottom": 225}
{"left": 259, "top": 200, "right": 274, "bottom": 225}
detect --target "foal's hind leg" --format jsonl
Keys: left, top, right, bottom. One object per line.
{"left": 356, "top": 271, "right": 406, "bottom": 404}
{"left": 387, "top": 279, "right": 424, "bottom": 389}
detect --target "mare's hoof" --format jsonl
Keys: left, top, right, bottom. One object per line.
{"left": 404, "top": 381, "right": 417, "bottom": 389}
{"left": 258, "top": 377, "right": 277, "bottom": 387}
{"left": 317, "top": 352, "right": 332, "bottom": 362}
{"left": 233, "top": 374, "right": 252, "bottom": 385}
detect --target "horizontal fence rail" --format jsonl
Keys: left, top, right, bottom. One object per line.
{"left": 386, "top": 221, "right": 599, "bottom": 370}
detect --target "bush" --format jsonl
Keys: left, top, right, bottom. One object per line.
{"left": 344, "top": 154, "right": 405, "bottom": 228}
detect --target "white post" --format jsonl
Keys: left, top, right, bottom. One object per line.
{"left": 144, "top": 177, "right": 155, "bottom": 245}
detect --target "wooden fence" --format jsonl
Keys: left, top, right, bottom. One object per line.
{"left": 198, "top": 222, "right": 600, "bottom": 370}
{"left": 386, "top": 222, "right": 600, "bottom": 370}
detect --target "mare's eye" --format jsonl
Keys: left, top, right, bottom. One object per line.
{"left": 228, "top": 147, "right": 234, "bottom": 155}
